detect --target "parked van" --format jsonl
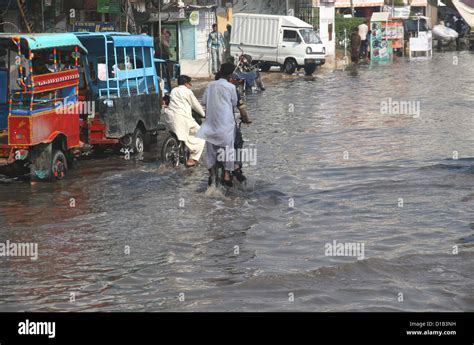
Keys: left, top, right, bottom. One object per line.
{"left": 230, "top": 14, "right": 326, "bottom": 75}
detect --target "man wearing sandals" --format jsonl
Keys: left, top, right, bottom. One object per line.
{"left": 164, "top": 75, "right": 206, "bottom": 167}
{"left": 198, "top": 63, "right": 239, "bottom": 187}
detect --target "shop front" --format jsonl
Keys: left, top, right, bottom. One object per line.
{"left": 370, "top": 12, "right": 405, "bottom": 61}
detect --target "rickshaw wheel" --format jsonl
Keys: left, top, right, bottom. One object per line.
{"left": 51, "top": 150, "right": 68, "bottom": 180}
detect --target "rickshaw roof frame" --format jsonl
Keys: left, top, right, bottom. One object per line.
{"left": 0, "top": 33, "right": 88, "bottom": 53}
{"left": 71, "top": 32, "right": 158, "bottom": 99}
{"left": 72, "top": 32, "right": 154, "bottom": 48}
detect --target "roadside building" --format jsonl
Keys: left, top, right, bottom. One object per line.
{"left": 334, "top": 0, "right": 428, "bottom": 17}
{"left": 131, "top": 1, "right": 217, "bottom": 78}
{"left": 5, "top": 0, "right": 122, "bottom": 33}
{"left": 0, "top": 0, "right": 20, "bottom": 33}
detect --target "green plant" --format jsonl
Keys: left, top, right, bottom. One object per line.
{"left": 335, "top": 14, "right": 365, "bottom": 48}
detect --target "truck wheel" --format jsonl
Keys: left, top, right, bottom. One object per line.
{"left": 51, "top": 149, "right": 68, "bottom": 180}
{"left": 132, "top": 128, "right": 145, "bottom": 154}
{"left": 283, "top": 58, "right": 297, "bottom": 75}
{"left": 260, "top": 62, "right": 271, "bottom": 72}
{"left": 304, "top": 63, "right": 317, "bottom": 76}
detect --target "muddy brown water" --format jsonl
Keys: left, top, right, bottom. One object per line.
{"left": 0, "top": 52, "right": 473, "bottom": 311}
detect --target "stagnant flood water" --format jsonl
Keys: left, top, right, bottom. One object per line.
{"left": 1, "top": 52, "right": 473, "bottom": 312}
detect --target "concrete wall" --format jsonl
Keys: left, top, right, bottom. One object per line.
{"left": 180, "top": 59, "right": 212, "bottom": 79}
{"left": 179, "top": 10, "right": 216, "bottom": 79}
{"left": 319, "top": 5, "right": 336, "bottom": 56}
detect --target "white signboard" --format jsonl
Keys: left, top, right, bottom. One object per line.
{"left": 410, "top": 36, "right": 431, "bottom": 51}
{"left": 383, "top": 5, "right": 411, "bottom": 19}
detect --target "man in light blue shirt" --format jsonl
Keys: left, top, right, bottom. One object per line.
{"left": 207, "top": 24, "right": 226, "bottom": 75}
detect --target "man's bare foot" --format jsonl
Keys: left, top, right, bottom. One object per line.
{"left": 186, "top": 159, "right": 198, "bottom": 167}
{"left": 223, "top": 171, "right": 233, "bottom": 187}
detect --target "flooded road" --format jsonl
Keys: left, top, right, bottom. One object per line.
{"left": 1, "top": 52, "right": 473, "bottom": 312}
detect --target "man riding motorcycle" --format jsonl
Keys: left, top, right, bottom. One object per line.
{"left": 163, "top": 75, "right": 206, "bottom": 167}
{"left": 198, "top": 63, "right": 251, "bottom": 187}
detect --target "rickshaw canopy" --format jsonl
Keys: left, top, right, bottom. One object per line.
{"left": 0, "top": 33, "right": 88, "bottom": 53}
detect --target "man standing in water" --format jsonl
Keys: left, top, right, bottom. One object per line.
{"left": 207, "top": 24, "right": 226, "bottom": 75}
{"left": 358, "top": 19, "right": 369, "bottom": 61}
{"left": 351, "top": 27, "right": 361, "bottom": 64}
{"left": 198, "top": 63, "right": 238, "bottom": 187}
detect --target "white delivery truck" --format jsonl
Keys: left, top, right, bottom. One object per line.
{"left": 230, "top": 13, "right": 326, "bottom": 75}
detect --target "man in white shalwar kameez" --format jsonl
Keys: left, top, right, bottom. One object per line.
{"left": 197, "top": 63, "right": 238, "bottom": 186}
{"left": 163, "top": 75, "right": 206, "bottom": 167}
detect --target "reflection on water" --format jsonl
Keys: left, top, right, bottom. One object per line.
{"left": 1, "top": 52, "right": 473, "bottom": 311}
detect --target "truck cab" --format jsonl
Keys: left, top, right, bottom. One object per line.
{"left": 278, "top": 26, "right": 326, "bottom": 74}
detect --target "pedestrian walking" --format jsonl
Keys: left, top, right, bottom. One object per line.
{"left": 207, "top": 24, "right": 226, "bottom": 75}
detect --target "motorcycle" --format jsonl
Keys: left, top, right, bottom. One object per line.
{"left": 232, "top": 49, "right": 265, "bottom": 94}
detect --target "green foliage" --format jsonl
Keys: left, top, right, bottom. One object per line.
{"left": 383, "top": 0, "right": 406, "bottom": 6}
{"left": 335, "top": 13, "right": 365, "bottom": 47}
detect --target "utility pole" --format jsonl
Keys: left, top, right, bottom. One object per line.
{"left": 159, "top": 0, "right": 162, "bottom": 42}
{"left": 125, "top": 0, "right": 137, "bottom": 34}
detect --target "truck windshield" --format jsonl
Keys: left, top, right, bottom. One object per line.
{"left": 299, "top": 29, "right": 322, "bottom": 44}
